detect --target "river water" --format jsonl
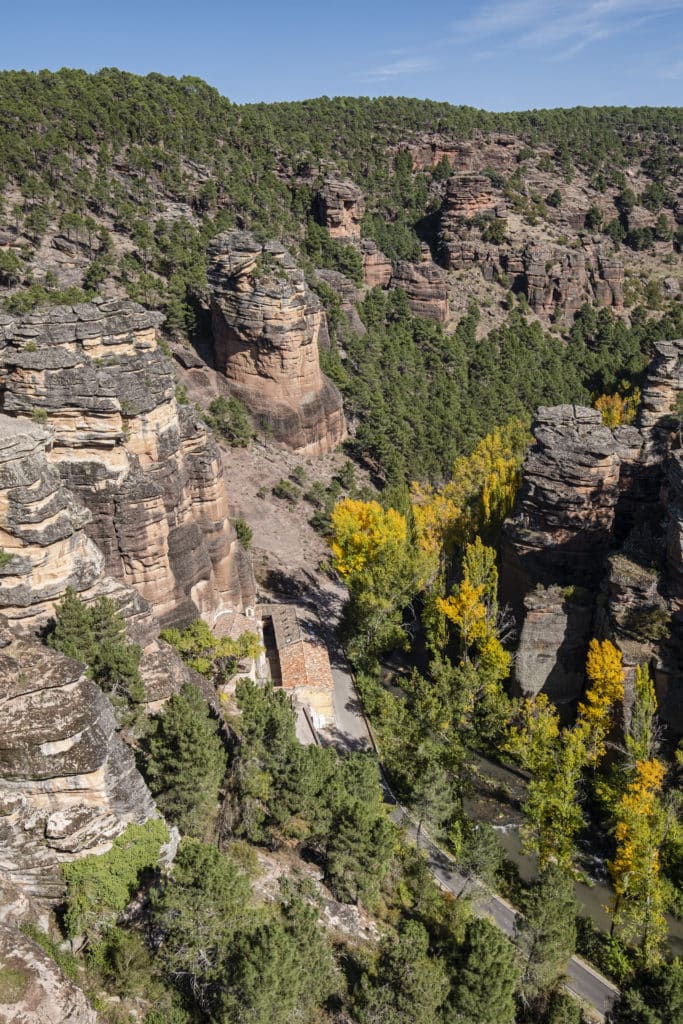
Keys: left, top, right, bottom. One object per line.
{"left": 467, "top": 754, "right": 683, "bottom": 958}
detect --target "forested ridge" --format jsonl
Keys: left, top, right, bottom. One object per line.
{"left": 0, "top": 68, "right": 682, "bottom": 1024}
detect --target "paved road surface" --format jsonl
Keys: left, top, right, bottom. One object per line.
{"left": 326, "top": 652, "right": 620, "bottom": 1022}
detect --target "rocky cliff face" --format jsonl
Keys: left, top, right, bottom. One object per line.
{"left": 504, "top": 347, "right": 683, "bottom": 729}
{"left": 0, "top": 416, "right": 104, "bottom": 631}
{"left": 315, "top": 178, "right": 365, "bottom": 243}
{"left": 0, "top": 921, "right": 97, "bottom": 1023}
{"left": 0, "top": 415, "right": 190, "bottom": 700}
{"left": 361, "top": 239, "right": 393, "bottom": 288}
{"left": 501, "top": 405, "right": 622, "bottom": 622}
{"left": 515, "top": 243, "right": 624, "bottom": 317}
{"left": 207, "top": 232, "right": 347, "bottom": 455}
{"left": 0, "top": 627, "right": 156, "bottom": 901}
{"left": 438, "top": 177, "right": 625, "bottom": 319}
{"left": 390, "top": 260, "right": 450, "bottom": 323}
{"left": 0, "top": 301, "right": 255, "bottom": 629}
{"left": 515, "top": 585, "right": 595, "bottom": 706}
{"left": 442, "top": 174, "right": 499, "bottom": 223}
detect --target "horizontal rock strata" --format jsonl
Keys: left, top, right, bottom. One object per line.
{"left": 361, "top": 239, "right": 392, "bottom": 288}
{"left": 501, "top": 405, "right": 621, "bottom": 624}
{"left": 0, "top": 631, "right": 156, "bottom": 900}
{"left": 0, "top": 301, "right": 255, "bottom": 628}
{"left": 390, "top": 260, "right": 450, "bottom": 322}
{"left": 315, "top": 178, "right": 365, "bottom": 242}
{"left": 208, "top": 232, "right": 347, "bottom": 455}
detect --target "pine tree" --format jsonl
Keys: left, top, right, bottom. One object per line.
{"left": 49, "top": 587, "right": 144, "bottom": 707}
{"left": 517, "top": 864, "right": 578, "bottom": 1001}
{"left": 146, "top": 683, "right": 227, "bottom": 838}
{"left": 449, "top": 917, "right": 520, "bottom": 1024}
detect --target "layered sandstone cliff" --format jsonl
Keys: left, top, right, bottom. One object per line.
{"left": 0, "top": 415, "right": 190, "bottom": 700}
{"left": 207, "top": 232, "right": 347, "bottom": 455}
{"left": 501, "top": 405, "right": 622, "bottom": 621}
{"left": 315, "top": 178, "right": 365, "bottom": 243}
{"left": 390, "top": 260, "right": 450, "bottom": 323}
{"left": 0, "top": 301, "right": 255, "bottom": 629}
{"left": 361, "top": 239, "right": 392, "bottom": 288}
{"left": 0, "top": 627, "right": 156, "bottom": 900}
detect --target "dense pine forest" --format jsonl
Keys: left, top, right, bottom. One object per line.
{"left": 0, "top": 68, "right": 682, "bottom": 1024}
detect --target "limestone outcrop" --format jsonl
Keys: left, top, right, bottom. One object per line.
{"left": 207, "top": 232, "right": 347, "bottom": 455}
{"left": 0, "top": 921, "right": 97, "bottom": 1023}
{"left": 0, "top": 301, "right": 255, "bottom": 629}
{"left": 315, "top": 178, "right": 365, "bottom": 243}
{"left": 390, "top": 260, "right": 450, "bottom": 323}
{"left": 361, "top": 239, "right": 392, "bottom": 288}
{"left": 501, "top": 406, "right": 622, "bottom": 623}
{"left": 0, "top": 630, "right": 156, "bottom": 900}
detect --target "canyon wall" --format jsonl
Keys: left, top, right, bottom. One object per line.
{"left": 505, "top": 343, "right": 683, "bottom": 728}
{"left": 0, "top": 626, "right": 157, "bottom": 901}
{"left": 0, "top": 300, "right": 255, "bottom": 629}
{"left": 207, "top": 232, "right": 347, "bottom": 456}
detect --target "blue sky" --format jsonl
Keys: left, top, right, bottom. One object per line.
{"left": 2, "top": 0, "right": 682, "bottom": 109}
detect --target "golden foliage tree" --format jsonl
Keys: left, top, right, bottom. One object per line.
{"left": 437, "top": 538, "right": 511, "bottom": 681}
{"left": 594, "top": 387, "right": 640, "bottom": 428}
{"left": 330, "top": 499, "right": 408, "bottom": 579}
{"left": 609, "top": 757, "right": 668, "bottom": 965}
{"left": 506, "top": 640, "right": 624, "bottom": 868}
{"left": 411, "top": 419, "right": 529, "bottom": 567}
{"left": 330, "top": 499, "right": 423, "bottom": 662}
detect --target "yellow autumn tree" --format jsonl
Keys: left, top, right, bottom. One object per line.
{"left": 437, "top": 538, "right": 510, "bottom": 681}
{"left": 594, "top": 388, "right": 640, "bottom": 428}
{"left": 609, "top": 757, "right": 668, "bottom": 965}
{"left": 579, "top": 639, "right": 626, "bottom": 761}
{"left": 506, "top": 639, "right": 624, "bottom": 868}
{"left": 330, "top": 499, "right": 408, "bottom": 579}
{"left": 411, "top": 419, "right": 529, "bottom": 567}
{"left": 330, "top": 499, "right": 422, "bottom": 662}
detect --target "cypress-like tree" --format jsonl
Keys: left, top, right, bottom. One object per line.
{"left": 146, "top": 683, "right": 226, "bottom": 838}
{"left": 449, "top": 917, "right": 520, "bottom": 1024}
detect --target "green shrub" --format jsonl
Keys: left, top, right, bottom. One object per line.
{"left": 203, "top": 396, "right": 253, "bottom": 446}
{"left": 233, "top": 515, "right": 253, "bottom": 549}
{"left": 272, "top": 478, "right": 301, "bottom": 503}
{"left": 62, "top": 819, "right": 169, "bottom": 939}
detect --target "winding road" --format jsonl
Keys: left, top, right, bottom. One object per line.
{"left": 321, "top": 650, "right": 620, "bottom": 1022}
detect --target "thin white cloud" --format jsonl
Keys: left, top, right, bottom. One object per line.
{"left": 352, "top": 56, "right": 436, "bottom": 81}
{"left": 452, "top": 0, "right": 683, "bottom": 59}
